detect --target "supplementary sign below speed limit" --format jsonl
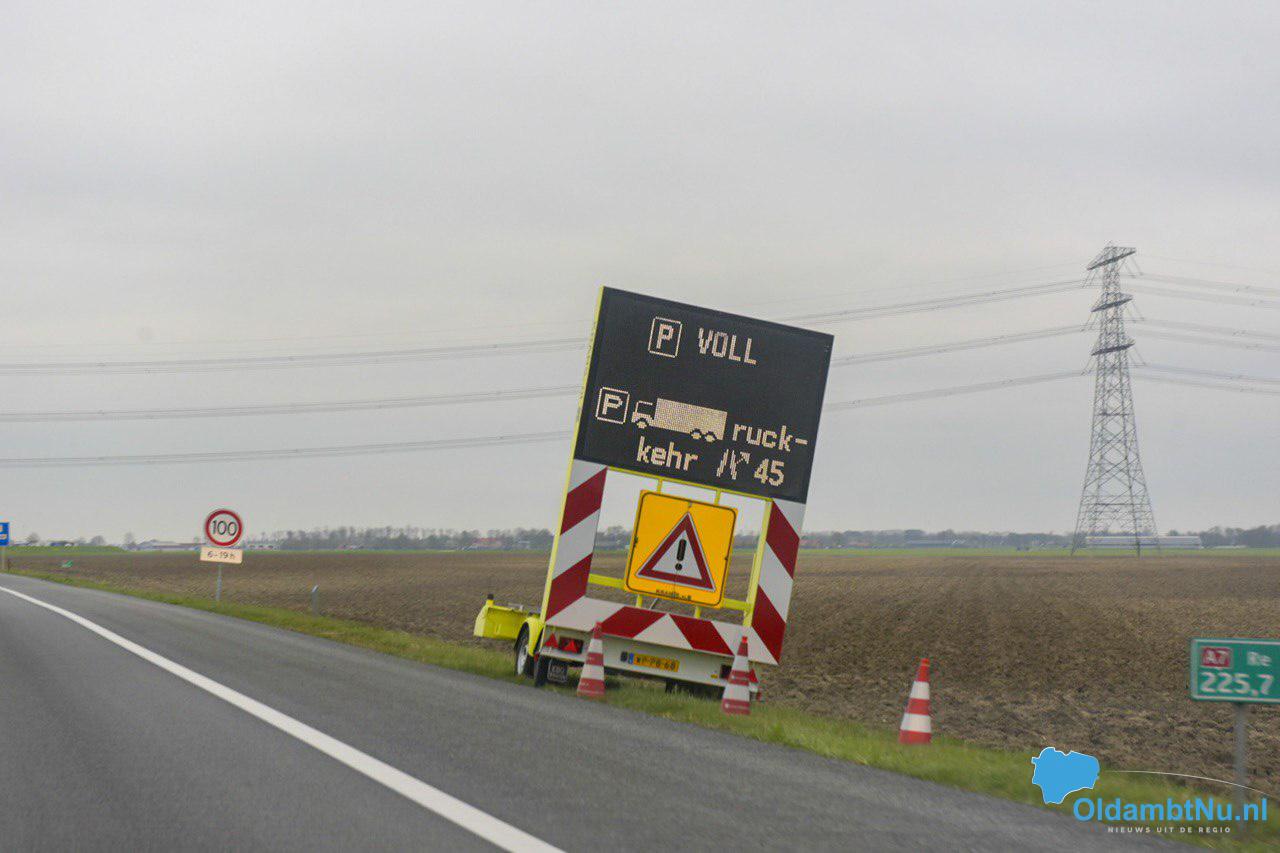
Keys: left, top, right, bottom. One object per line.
{"left": 204, "top": 509, "right": 244, "bottom": 548}
{"left": 1190, "top": 638, "right": 1280, "bottom": 704}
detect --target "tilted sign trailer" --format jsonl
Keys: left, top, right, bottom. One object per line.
{"left": 475, "top": 288, "right": 832, "bottom": 692}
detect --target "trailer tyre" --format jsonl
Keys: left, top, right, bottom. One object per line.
{"left": 515, "top": 625, "right": 535, "bottom": 678}
{"left": 533, "top": 654, "right": 551, "bottom": 687}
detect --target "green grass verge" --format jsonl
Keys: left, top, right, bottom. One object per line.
{"left": 5, "top": 568, "right": 1276, "bottom": 849}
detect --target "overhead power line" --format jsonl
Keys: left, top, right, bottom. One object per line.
{"left": 1125, "top": 283, "right": 1280, "bottom": 311}
{"left": 1130, "top": 273, "right": 1280, "bottom": 298}
{"left": 1139, "top": 331, "right": 1280, "bottom": 354}
{"left": 9, "top": 262, "right": 1087, "bottom": 357}
{"left": 824, "top": 370, "right": 1085, "bottom": 410}
{"left": 1143, "top": 254, "right": 1280, "bottom": 279}
{"left": 785, "top": 278, "right": 1087, "bottom": 325}
{"left": 1135, "top": 375, "right": 1280, "bottom": 397}
{"left": 7, "top": 360, "right": 1278, "bottom": 467}
{"left": 734, "top": 261, "right": 1082, "bottom": 311}
{"left": 0, "top": 371, "right": 1086, "bottom": 467}
{"left": 1133, "top": 318, "right": 1280, "bottom": 342}
{"left": 0, "top": 431, "right": 572, "bottom": 469}
{"left": 0, "top": 385, "right": 579, "bottom": 423}
{"left": 831, "top": 325, "right": 1084, "bottom": 367}
{"left": 1, "top": 278, "right": 1090, "bottom": 375}
{"left": 0, "top": 316, "right": 1265, "bottom": 426}
{"left": 0, "top": 337, "right": 587, "bottom": 376}
{"left": 1138, "top": 364, "right": 1280, "bottom": 386}
{"left": 0, "top": 322, "right": 1094, "bottom": 422}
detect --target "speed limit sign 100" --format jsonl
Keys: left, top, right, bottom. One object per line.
{"left": 204, "top": 509, "right": 244, "bottom": 548}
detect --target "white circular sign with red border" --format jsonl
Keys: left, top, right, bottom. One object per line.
{"left": 204, "top": 509, "right": 244, "bottom": 547}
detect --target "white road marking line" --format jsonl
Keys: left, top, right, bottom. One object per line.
{"left": 0, "top": 584, "right": 561, "bottom": 853}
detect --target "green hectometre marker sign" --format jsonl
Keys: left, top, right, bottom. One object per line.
{"left": 1190, "top": 637, "right": 1278, "bottom": 832}
{"left": 1190, "top": 638, "right": 1280, "bottom": 704}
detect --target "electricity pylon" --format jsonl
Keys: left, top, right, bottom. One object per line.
{"left": 1072, "top": 245, "right": 1157, "bottom": 555}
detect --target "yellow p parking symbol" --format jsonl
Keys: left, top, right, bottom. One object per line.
{"left": 648, "top": 317, "right": 682, "bottom": 358}
{"left": 595, "top": 387, "right": 629, "bottom": 424}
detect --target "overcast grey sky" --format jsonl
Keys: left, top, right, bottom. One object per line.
{"left": 3, "top": 2, "right": 1278, "bottom": 541}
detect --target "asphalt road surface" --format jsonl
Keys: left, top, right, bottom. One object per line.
{"left": 0, "top": 575, "right": 1168, "bottom": 851}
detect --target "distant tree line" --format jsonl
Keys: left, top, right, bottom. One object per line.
{"left": 257, "top": 526, "right": 555, "bottom": 551}
{"left": 798, "top": 529, "right": 1073, "bottom": 549}
{"left": 1173, "top": 524, "right": 1280, "bottom": 548}
{"left": 17, "top": 533, "right": 108, "bottom": 547}
{"left": 257, "top": 526, "right": 1083, "bottom": 551}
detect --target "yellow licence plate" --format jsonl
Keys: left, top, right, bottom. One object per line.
{"left": 629, "top": 653, "right": 679, "bottom": 672}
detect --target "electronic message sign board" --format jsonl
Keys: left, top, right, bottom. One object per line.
{"left": 575, "top": 288, "right": 833, "bottom": 502}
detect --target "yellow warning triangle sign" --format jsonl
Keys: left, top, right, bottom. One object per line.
{"left": 635, "top": 513, "right": 715, "bottom": 591}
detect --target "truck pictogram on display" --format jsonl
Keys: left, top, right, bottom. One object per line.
{"left": 630, "top": 398, "right": 727, "bottom": 443}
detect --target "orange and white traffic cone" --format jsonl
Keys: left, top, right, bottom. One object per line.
{"left": 576, "top": 623, "right": 606, "bottom": 699}
{"left": 720, "top": 634, "right": 752, "bottom": 715}
{"left": 898, "top": 658, "right": 932, "bottom": 744}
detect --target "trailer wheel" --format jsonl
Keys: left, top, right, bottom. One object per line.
{"left": 515, "top": 626, "right": 535, "bottom": 678}
{"left": 532, "top": 654, "right": 551, "bottom": 687}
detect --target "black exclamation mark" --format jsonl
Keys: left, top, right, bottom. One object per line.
{"left": 675, "top": 540, "right": 686, "bottom": 572}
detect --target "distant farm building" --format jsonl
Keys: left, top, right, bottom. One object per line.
{"left": 135, "top": 540, "right": 200, "bottom": 551}
{"left": 1085, "top": 535, "right": 1202, "bottom": 549}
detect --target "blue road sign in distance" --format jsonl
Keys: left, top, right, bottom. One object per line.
{"left": 0, "top": 522, "right": 9, "bottom": 546}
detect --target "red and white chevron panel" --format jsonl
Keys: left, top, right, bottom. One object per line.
{"left": 544, "top": 457, "right": 805, "bottom": 667}
{"left": 545, "top": 459, "right": 608, "bottom": 621}
{"left": 750, "top": 498, "right": 804, "bottom": 664}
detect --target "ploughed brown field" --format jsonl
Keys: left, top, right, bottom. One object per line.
{"left": 14, "top": 549, "right": 1280, "bottom": 792}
